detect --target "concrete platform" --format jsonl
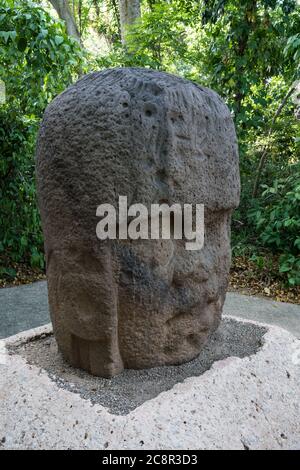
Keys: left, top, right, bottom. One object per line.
{"left": 1, "top": 316, "right": 299, "bottom": 450}
{"left": 1, "top": 281, "right": 300, "bottom": 339}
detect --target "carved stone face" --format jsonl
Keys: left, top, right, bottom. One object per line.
{"left": 36, "top": 68, "right": 240, "bottom": 377}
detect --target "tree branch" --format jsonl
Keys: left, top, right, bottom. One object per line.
{"left": 49, "top": 0, "right": 81, "bottom": 44}
{"left": 118, "top": 0, "right": 141, "bottom": 45}
{"left": 252, "top": 84, "right": 296, "bottom": 198}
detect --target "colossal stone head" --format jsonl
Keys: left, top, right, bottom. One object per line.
{"left": 36, "top": 68, "right": 240, "bottom": 377}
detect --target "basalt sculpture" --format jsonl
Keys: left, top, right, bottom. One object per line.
{"left": 36, "top": 68, "right": 240, "bottom": 377}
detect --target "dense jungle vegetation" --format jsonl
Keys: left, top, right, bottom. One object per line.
{"left": 0, "top": 0, "right": 299, "bottom": 299}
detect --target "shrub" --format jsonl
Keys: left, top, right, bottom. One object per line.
{"left": 248, "top": 164, "right": 300, "bottom": 285}
{"left": 0, "top": 0, "right": 84, "bottom": 273}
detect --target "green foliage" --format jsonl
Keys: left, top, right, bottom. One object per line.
{"left": 248, "top": 165, "right": 300, "bottom": 285}
{"left": 0, "top": 0, "right": 85, "bottom": 115}
{"left": 239, "top": 76, "right": 299, "bottom": 192}
{"left": 125, "top": 2, "right": 189, "bottom": 71}
{"left": 0, "top": 0, "right": 299, "bottom": 287}
{"left": 0, "top": 0, "right": 84, "bottom": 270}
{"left": 0, "top": 108, "right": 43, "bottom": 267}
{"left": 96, "top": 1, "right": 190, "bottom": 72}
{"left": 195, "top": 0, "right": 299, "bottom": 116}
{"left": 193, "top": 1, "right": 300, "bottom": 285}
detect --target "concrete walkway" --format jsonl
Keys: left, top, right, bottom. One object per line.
{"left": 0, "top": 280, "right": 299, "bottom": 339}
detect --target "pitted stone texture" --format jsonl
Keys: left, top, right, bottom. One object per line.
{"left": 36, "top": 68, "right": 240, "bottom": 377}
{"left": 1, "top": 318, "right": 300, "bottom": 450}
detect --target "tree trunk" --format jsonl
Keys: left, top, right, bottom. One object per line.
{"left": 93, "top": 0, "right": 121, "bottom": 44}
{"left": 252, "top": 84, "right": 296, "bottom": 198}
{"left": 49, "top": 0, "right": 81, "bottom": 43}
{"left": 111, "top": 0, "right": 122, "bottom": 40}
{"left": 118, "top": 0, "right": 141, "bottom": 45}
{"left": 233, "top": 0, "right": 257, "bottom": 118}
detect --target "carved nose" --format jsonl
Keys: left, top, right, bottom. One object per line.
{"left": 172, "top": 249, "right": 212, "bottom": 285}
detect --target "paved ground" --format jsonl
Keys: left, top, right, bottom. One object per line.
{"left": 2, "top": 318, "right": 300, "bottom": 449}
{"left": 224, "top": 291, "right": 300, "bottom": 338}
{"left": 12, "top": 317, "right": 266, "bottom": 415}
{"left": 0, "top": 281, "right": 50, "bottom": 339}
{"left": 0, "top": 280, "right": 299, "bottom": 339}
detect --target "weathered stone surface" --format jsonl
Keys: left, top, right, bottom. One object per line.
{"left": 36, "top": 68, "right": 240, "bottom": 377}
